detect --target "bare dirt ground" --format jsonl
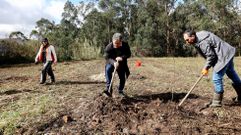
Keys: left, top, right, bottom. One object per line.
{"left": 1, "top": 57, "right": 241, "bottom": 134}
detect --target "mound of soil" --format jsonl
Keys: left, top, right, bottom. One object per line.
{"left": 34, "top": 92, "right": 241, "bottom": 134}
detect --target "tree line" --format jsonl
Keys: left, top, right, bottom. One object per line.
{"left": 1, "top": 0, "right": 241, "bottom": 64}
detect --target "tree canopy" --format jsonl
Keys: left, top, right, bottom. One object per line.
{"left": 13, "top": 0, "right": 241, "bottom": 60}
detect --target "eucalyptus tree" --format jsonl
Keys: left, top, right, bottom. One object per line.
{"left": 35, "top": 18, "right": 55, "bottom": 37}
{"left": 9, "top": 31, "right": 28, "bottom": 41}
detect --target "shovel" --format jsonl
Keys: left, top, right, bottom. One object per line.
{"left": 178, "top": 74, "right": 204, "bottom": 107}
{"left": 108, "top": 61, "right": 119, "bottom": 95}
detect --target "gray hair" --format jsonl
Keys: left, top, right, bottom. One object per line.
{"left": 112, "top": 33, "right": 122, "bottom": 40}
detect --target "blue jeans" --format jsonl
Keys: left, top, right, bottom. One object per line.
{"left": 105, "top": 64, "right": 126, "bottom": 92}
{"left": 213, "top": 58, "right": 241, "bottom": 94}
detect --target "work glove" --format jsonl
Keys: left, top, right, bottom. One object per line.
{"left": 201, "top": 69, "right": 208, "bottom": 76}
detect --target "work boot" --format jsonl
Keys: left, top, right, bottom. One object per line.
{"left": 50, "top": 80, "right": 55, "bottom": 84}
{"left": 209, "top": 93, "right": 223, "bottom": 107}
{"left": 50, "top": 78, "right": 55, "bottom": 84}
{"left": 39, "top": 81, "right": 45, "bottom": 84}
{"left": 103, "top": 90, "right": 112, "bottom": 97}
{"left": 232, "top": 83, "right": 241, "bottom": 103}
{"left": 118, "top": 91, "right": 127, "bottom": 98}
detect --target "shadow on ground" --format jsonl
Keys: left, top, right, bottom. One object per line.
{"left": 0, "top": 89, "right": 39, "bottom": 96}
{"left": 122, "top": 92, "right": 199, "bottom": 105}
{"left": 55, "top": 80, "right": 105, "bottom": 85}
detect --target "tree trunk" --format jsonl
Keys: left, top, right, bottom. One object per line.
{"left": 165, "top": 3, "right": 171, "bottom": 56}
{"left": 239, "top": 41, "right": 241, "bottom": 56}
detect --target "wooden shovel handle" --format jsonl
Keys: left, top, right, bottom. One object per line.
{"left": 178, "top": 74, "right": 204, "bottom": 107}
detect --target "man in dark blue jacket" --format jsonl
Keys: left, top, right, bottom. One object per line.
{"left": 104, "top": 33, "right": 131, "bottom": 97}
{"left": 183, "top": 30, "right": 241, "bottom": 107}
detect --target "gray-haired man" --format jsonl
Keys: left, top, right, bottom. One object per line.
{"left": 103, "top": 33, "right": 131, "bottom": 97}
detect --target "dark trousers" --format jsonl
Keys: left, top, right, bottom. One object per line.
{"left": 41, "top": 61, "right": 55, "bottom": 83}
{"left": 105, "top": 63, "right": 126, "bottom": 92}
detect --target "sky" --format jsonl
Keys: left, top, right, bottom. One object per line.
{"left": 0, "top": 0, "right": 240, "bottom": 39}
{"left": 0, "top": 0, "right": 86, "bottom": 38}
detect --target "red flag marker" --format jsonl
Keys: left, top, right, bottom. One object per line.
{"left": 135, "top": 60, "right": 142, "bottom": 67}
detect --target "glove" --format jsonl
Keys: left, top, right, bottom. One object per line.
{"left": 201, "top": 69, "right": 208, "bottom": 76}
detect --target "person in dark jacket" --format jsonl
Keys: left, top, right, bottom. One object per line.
{"left": 35, "top": 38, "right": 57, "bottom": 84}
{"left": 183, "top": 30, "right": 241, "bottom": 107}
{"left": 104, "top": 33, "right": 131, "bottom": 97}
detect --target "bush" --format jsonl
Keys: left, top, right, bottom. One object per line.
{"left": 0, "top": 39, "right": 39, "bottom": 65}
{"left": 71, "top": 41, "right": 101, "bottom": 60}
{"left": 0, "top": 39, "right": 102, "bottom": 65}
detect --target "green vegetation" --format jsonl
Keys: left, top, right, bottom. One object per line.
{"left": 1, "top": 0, "right": 241, "bottom": 63}
{"left": 0, "top": 40, "right": 38, "bottom": 64}
{"left": 0, "top": 94, "right": 58, "bottom": 135}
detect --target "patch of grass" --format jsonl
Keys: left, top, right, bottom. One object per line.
{"left": 0, "top": 94, "right": 57, "bottom": 135}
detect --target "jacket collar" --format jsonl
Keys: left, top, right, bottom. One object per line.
{"left": 195, "top": 33, "right": 210, "bottom": 47}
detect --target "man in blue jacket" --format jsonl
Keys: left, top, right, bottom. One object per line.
{"left": 104, "top": 33, "right": 131, "bottom": 97}
{"left": 183, "top": 30, "right": 241, "bottom": 107}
